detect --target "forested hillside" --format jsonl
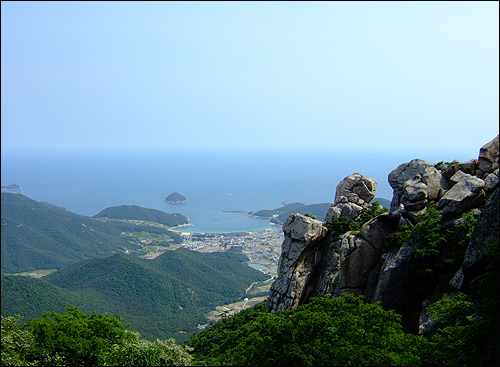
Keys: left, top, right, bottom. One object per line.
{"left": 1, "top": 248, "right": 268, "bottom": 341}
{"left": 93, "top": 205, "right": 188, "bottom": 227}
{"left": 1, "top": 194, "right": 182, "bottom": 273}
{"left": 250, "top": 202, "right": 331, "bottom": 224}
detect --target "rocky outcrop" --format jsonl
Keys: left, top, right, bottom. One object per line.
{"left": 266, "top": 136, "right": 499, "bottom": 317}
{"left": 437, "top": 173, "right": 486, "bottom": 215}
{"left": 484, "top": 169, "right": 499, "bottom": 193}
{"left": 388, "top": 159, "right": 448, "bottom": 212}
{"left": 442, "top": 159, "right": 478, "bottom": 180}
{"left": 477, "top": 135, "right": 499, "bottom": 177}
{"left": 265, "top": 214, "right": 328, "bottom": 312}
{"left": 334, "top": 173, "right": 377, "bottom": 204}
{"left": 325, "top": 173, "right": 377, "bottom": 221}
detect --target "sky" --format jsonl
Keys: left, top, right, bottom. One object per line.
{"left": 1, "top": 1, "right": 499, "bottom": 156}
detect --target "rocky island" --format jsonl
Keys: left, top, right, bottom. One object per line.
{"left": 164, "top": 192, "right": 189, "bottom": 204}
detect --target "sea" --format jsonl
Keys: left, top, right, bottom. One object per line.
{"left": 1, "top": 148, "right": 470, "bottom": 234}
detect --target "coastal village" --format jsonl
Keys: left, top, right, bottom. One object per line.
{"left": 175, "top": 228, "right": 284, "bottom": 324}
{"left": 179, "top": 229, "right": 283, "bottom": 271}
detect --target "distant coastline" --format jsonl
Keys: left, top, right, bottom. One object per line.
{"left": 1, "top": 184, "right": 23, "bottom": 193}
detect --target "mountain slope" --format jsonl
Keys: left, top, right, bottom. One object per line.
{"left": 1, "top": 194, "right": 179, "bottom": 273}
{"left": 1, "top": 248, "right": 268, "bottom": 340}
{"left": 0, "top": 275, "right": 87, "bottom": 317}
{"left": 93, "top": 205, "right": 188, "bottom": 227}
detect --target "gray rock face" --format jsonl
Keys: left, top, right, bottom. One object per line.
{"left": 266, "top": 210, "right": 404, "bottom": 313}
{"left": 283, "top": 214, "right": 327, "bottom": 243}
{"left": 266, "top": 214, "right": 328, "bottom": 313}
{"left": 450, "top": 188, "right": 499, "bottom": 289}
{"left": 389, "top": 159, "right": 448, "bottom": 212}
{"left": 418, "top": 299, "right": 441, "bottom": 335}
{"left": 402, "top": 176, "right": 428, "bottom": 211}
{"left": 484, "top": 169, "right": 499, "bottom": 193}
{"left": 437, "top": 172, "right": 485, "bottom": 215}
{"left": 326, "top": 173, "right": 377, "bottom": 221}
{"left": 477, "top": 135, "right": 499, "bottom": 176}
{"left": 336, "top": 214, "right": 401, "bottom": 297}
{"left": 334, "top": 173, "right": 377, "bottom": 205}
{"left": 442, "top": 159, "right": 478, "bottom": 180}
{"left": 371, "top": 241, "right": 414, "bottom": 309}
{"left": 325, "top": 202, "right": 364, "bottom": 221}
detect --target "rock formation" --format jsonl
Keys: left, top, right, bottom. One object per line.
{"left": 388, "top": 159, "right": 448, "bottom": 213}
{"left": 265, "top": 214, "right": 328, "bottom": 312}
{"left": 266, "top": 135, "right": 499, "bottom": 316}
{"left": 325, "top": 173, "right": 377, "bottom": 221}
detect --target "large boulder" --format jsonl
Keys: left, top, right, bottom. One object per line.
{"left": 389, "top": 159, "right": 448, "bottom": 212}
{"left": 484, "top": 169, "right": 499, "bottom": 193}
{"left": 442, "top": 159, "right": 478, "bottom": 180}
{"left": 477, "top": 135, "right": 499, "bottom": 176}
{"left": 326, "top": 173, "right": 377, "bottom": 222}
{"left": 437, "top": 172, "right": 485, "bottom": 215}
{"left": 334, "top": 173, "right": 377, "bottom": 205}
{"left": 401, "top": 176, "right": 429, "bottom": 211}
{"left": 325, "top": 202, "right": 364, "bottom": 221}
{"left": 283, "top": 213, "right": 327, "bottom": 243}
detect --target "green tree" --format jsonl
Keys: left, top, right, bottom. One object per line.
{"left": 100, "top": 332, "right": 192, "bottom": 366}
{"left": 20, "top": 306, "right": 193, "bottom": 366}
{"left": 1, "top": 314, "right": 33, "bottom": 366}
{"left": 189, "top": 294, "right": 427, "bottom": 366}
{"left": 386, "top": 206, "right": 477, "bottom": 332}
{"left": 25, "top": 306, "right": 133, "bottom": 366}
{"left": 421, "top": 240, "right": 500, "bottom": 366}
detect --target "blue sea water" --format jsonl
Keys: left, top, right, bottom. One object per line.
{"left": 1, "top": 148, "right": 460, "bottom": 233}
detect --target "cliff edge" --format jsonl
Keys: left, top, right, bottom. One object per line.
{"left": 266, "top": 136, "right": 499, "bottom": 331}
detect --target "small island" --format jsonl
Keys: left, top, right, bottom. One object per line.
{"left": 164, "top": 192, "right": 189, "bottom": 204}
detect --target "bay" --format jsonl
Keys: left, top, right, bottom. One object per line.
{"left": 1, "top": 148, "right": 461, "bottom": 233}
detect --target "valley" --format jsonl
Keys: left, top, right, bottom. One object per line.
{"left": 91, "top": 217, "right": 283, "bottom": 278}
{"left": 1, "top": 193, "right": 283, "bottom": 341}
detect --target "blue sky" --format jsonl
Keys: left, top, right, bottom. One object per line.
{"left": 1, "top": 1, "right": 498, "bottom": 156}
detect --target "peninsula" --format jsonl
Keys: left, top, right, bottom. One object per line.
{"left": 164, "top": 192, "right": 189, "bottom": 204}
{"left": 1, "top": 184, "right": 23, "bottom": 193}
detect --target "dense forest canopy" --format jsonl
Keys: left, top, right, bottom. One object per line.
{"left": 2, "top": 248, "right": 268, "bottom": 341}
{"left": 1, "top": 194, "right": 183, "bottom": 273}
{"left": 93, "top": 205, "right": 188, "bottom": 227}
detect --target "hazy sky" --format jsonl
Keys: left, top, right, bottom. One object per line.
{"left": 1, "top": 1, "right": 498, "bottom": 155}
